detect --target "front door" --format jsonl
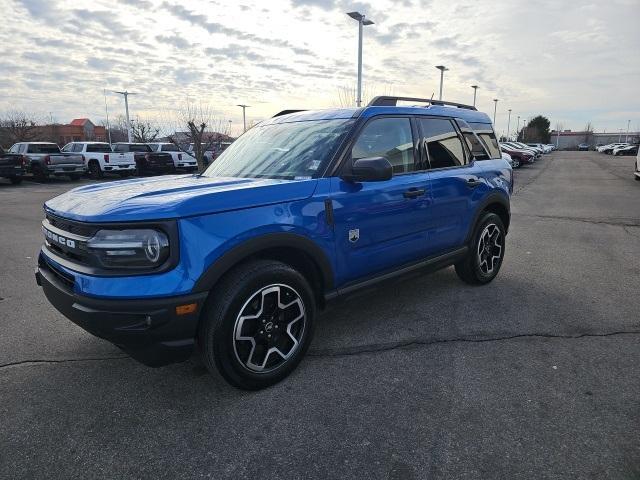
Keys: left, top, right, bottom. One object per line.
{"left": 331, "top": 116, "right": 431, "bottom": 286}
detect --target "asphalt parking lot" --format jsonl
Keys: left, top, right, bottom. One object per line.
{"left": 1, "top": 151, "right": 639, "bottom": 479}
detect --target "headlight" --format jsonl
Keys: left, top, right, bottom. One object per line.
{"left": 87, "top": 229, "right": 169, "bottom": 269}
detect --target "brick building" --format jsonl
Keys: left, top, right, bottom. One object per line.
{"left": 43, "top": 118, "right": 107, "bottom": 145}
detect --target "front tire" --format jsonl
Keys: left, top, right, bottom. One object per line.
{"left": 512, "top": 158, "right": 520, "bottom": 168}
{"left": 455, "top": 212, "right": 506, "bottom": 285}
{"left": 89, "top": 160, "right": 103, "bottom": 179}
{"left": 198, "top": 260, "right": 316, "bottom": 390}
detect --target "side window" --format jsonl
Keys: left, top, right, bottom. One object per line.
{"left": 114, "top": 144, "right": 125, "bottom": 153}
{"left": 419, "top": 118, "right": 466, "bottom": 169}
{"left": 478, "top": 133, "right": 501, "bottom": 159}
{"left": 72, "top": 144, "right": 83, "bottom": 152}
{"left": 462, "top": 132, "right": 490, "bottom": 160}
{"left": 18, "top": 144, "right": 26, "bottom": 153}
{"left": 9, "top": 144, "right": 18, "bottom": 153}
{"left": 351, "top": 117, "right": 416, "bottom": 174}
{"left": 61, "top": 144, "right": 72, "bottom": 152}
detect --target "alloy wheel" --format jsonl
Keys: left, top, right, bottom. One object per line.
{"left": 477, "top": 224, "right": 503, "bottom": 275}
{"left": 233, "top": 284, "right": 306, "bottom": 373}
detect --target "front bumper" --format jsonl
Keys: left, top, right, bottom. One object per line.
{"left": 35, "top": 255, "right": 208, "bottom": 367}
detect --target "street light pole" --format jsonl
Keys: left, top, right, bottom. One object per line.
{"left": 516, "top": 116, "right": 520, "bottom": 142}
{"left": 112, "top": 90, "right": 137, "bottom": 143}
{"left": 237, "top": 104, "right": 250, "bottom": 132}
{"left": 347, "top": 12, "right": 374, "bottom": 107}
{"left": 507, "top": 109, "right": 512, "bottom": 142}
{"left": 471, "top": 85, "right": 478, "bottom": 107}
{"left": 626, "top": 119, "right": 630, "bottom": 142}
{"left": 436, "top": 65, "right": 448, "bottom": 100}
{"left": 103, "top": 89, "right": 112, "bottom": 147}
{"left": 492, "top": 98, "right": 498, "bottom": 126}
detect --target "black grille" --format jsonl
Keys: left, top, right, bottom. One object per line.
{"left": 41, "top": 256, "right": 75, "bottom": 290}
{"left": 46, "top": 213, "right": 98, "bottom": 237}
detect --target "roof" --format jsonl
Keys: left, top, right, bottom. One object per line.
{"left": 265, "top": 104, "right": 493, "bottom": 126}
{"left": 70, "top": 118, "right": 91, "bottom": 126}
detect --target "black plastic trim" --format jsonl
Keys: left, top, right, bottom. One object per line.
{"left": 464, "top": 192, "right": 511, "bottom": 242}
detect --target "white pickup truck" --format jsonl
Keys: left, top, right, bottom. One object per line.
{"left": 8, "top": 142, "right": 85, "bottom": 181}
{"left": 148, "top": 142, "right": 198, "bottom": 172}
{"left": 62, "top": 141, "right": 135, "bottom": 179}
{"left": 111, "top": 143, "right": 175, "bottom": 175}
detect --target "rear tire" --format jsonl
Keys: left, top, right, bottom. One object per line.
{"left": 198, "top": 260, "right": 316, "bottom": 390}
{"left": 32, "top": 164, "right": 48, "bottom": 182}
{"left": 635, "top": 175, "right": 640, "bottom": 182}
{"left": 512, "top": 158, "right": 520, "bottom": 168}
{"left": 455, "top": 212, "right": 506, "bottom": 285}
{"left": 89, "top": 160, "right": 103, "bottom": 179}
{"left": 9, "top": 177, "right": 22, "bottom": 185}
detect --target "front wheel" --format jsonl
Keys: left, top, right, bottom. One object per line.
{"left": 89, "top": 160, "right": 103, "bottom": 179}
{"left": 512, "top": 158, "right": 520, "bottom": 168}
{"left": 198, "top": 260, "right": 316, "bottom": 390}
{"left": 455, "top": 212, "right": 506, "bottom": 285}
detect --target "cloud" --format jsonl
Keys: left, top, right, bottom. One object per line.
{"left": 156, "top": 34, "right": 193, "bottom": 50}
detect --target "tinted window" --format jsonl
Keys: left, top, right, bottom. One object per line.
{"left": 203, "top": 119, "right": 353, "bottom": 180}
{"left": 478, "top": 134, "right": 501, "bottom": 159}
{"left": 72, "top": 143, "right": 83, "bottom": 152}
{"left": 27, "top": 144, "right": 60, "bottom": 154}
{"left": 86, "top": 143, "right": 111, "bottom": 153}
{"left": 419, "top": 118, "right": 466, "bottom": 169}
{"left": 161, "top": 144, "right": 179, "bottom": 152}
{"left": 129, "top": 144, "right": 151, "bottom": 152}
{"left": 462, "top": 132, "right": 489, "bottom": 160}
{"left": 352, "top": 117, "right": 416, "bottom": 174}
{"left": 114, "top": 144, "right": 126, "bottom": 152}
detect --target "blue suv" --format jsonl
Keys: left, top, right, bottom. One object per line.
{"left": 36, "top": 96, "right": 512, "bottom": 389}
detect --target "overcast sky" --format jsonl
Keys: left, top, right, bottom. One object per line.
{"left": 2, "top": 0, "right": 639, "bottom": 136}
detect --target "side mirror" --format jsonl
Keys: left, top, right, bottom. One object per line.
{"left": 342, "top": 156, "right": 393, "bottom": 182}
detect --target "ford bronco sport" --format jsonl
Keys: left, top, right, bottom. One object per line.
{"left": 35, "top": 96, "right": 512, "bottom": 390}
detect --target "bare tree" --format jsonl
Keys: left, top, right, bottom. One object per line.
{"left": 0, "top": 111, "right": 39, "bottom": 146}
{"left": 583, "top": 121, "right": 594, "bottom": 146}
{"left": 165, "top": 103, "right": 226, "bottom": 172}
{"left": 131, "top": 117, "right": 160, "bottom": 143}
{"left": 333, "top": 83, "right": 394, "bottom": 108}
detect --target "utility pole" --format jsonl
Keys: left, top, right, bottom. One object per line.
{"left": 471, "top": 85, "right": 478, "bottom": 107}
{"left": 506, "top": 109, "right": 512, "bottom": 142}
{"left": 112, "top": 90, "right": 136, "bottom": 142}
{"left": 556, "top": 123, "right": 561, "bottom": 149}
{"left": 237, "top": 105, "right": 250, "bottom": 132}
{"left": 347, "top": 12, "right": 374, "bottom": 107}
{"left": 104, "top": 89, "right": 112, "bottom": 147}
{"left": 436, "top": 66, "right": 449, "bottom": 101}
{"left": 516, "top": 116, "right": 520, "bottom": 141}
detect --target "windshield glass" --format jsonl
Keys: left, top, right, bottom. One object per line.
{"left": 202, "top": 119, "right": 353, "bottom": 180}
{"left": 129, "top": 144, "right": 151, "bottom": 152}
{"left": 161, "top": 144, "right": 179, "bottom": 152}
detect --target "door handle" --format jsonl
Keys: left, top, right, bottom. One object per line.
{"left": 403, "top": 188, "right": 426, "bottom": 199}
{"left": 466, "top": 177, "right": 482, "bottom": 187}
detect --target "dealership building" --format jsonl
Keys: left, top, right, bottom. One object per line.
{"left": 550, "top": 130, "right": 639, "bottom": 150}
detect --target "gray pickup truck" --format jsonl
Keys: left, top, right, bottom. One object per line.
{"left": 8, "top": 142, "right": 86, "bottom": 181}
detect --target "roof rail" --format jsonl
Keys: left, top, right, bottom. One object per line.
{"left": 368, "top": 96, "right": 477, "bottom": 111}
{"left": 272, "top": 109, "right": 307, "bottom": 118}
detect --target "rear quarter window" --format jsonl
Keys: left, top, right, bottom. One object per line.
{"left": 468, "top": 122, "right": 501, "bottom": 159}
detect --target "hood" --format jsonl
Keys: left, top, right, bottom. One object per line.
{"left": 44, "top": 175, "right": 318, "bottom": 222}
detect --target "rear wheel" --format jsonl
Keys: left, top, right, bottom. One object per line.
{"left": 32, "top": 164, "right": 48, "bottom": 182}
{"left": 455, "top": 212, "right": 506, "bottom": 285}
{"left": 88, "top": 160, "right": 103, "bottom": 179}
{"left": 198, "top": 260, "right": 316, "bottom": 390}
{"left": 512, "top": 158, "right": 520, "bottom": 168}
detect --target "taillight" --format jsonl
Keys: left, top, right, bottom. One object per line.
{"left": 44, "top": 155, "right": 51, "bottom": 165}
{"left": 178, "top": 153, "right": 182, "bottom": 160}
{"left": 104, "top": 154, "right": 110, "bottom": 163}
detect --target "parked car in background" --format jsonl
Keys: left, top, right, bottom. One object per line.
{"left": 8, "top": 142, "right": 85, "bottom": 181}
{"left": 111, "top": 143, "right": 175, "bottom": 175}
{"left": 35, "top": 96, "right": 513, "bottom": 389}
{"left": 546, "top": 144, "right": 556, "bottom": 151}
{"left": 577, "top": 143, "right": 589, "bottom": 151}
{"left": 501, "top": 150, "right": 519, "bottom": 168}
{"left": 62, "top": 142, "right": 135, "bottom": 179}
{"left": 527, "top": 143, "right": 553, "bottom": 153}
{"left": 635, "top": 148, "right": 640, "bottom": 181}
{"left": 597, "top": 143, "right": 628, "bottom": 154}
{"left": 500, "top": 143, "right": 535, "bottom": 165}
{"left": 0, "top": 146, "right": 26, "bottom": 184}
{"left": 613, "top": 144, "right": 639, "bottom": 156}
{"left": 502, "top": 142, "right": 539, "bottom": 159}
{"left": 148, "top": 143, "right": 198, "bottom": 172}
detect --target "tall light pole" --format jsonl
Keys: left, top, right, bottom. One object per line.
{"left": 618, "top": 129, "right": 623, "bottom": 142}
{"left": 471, "top": 85, "right": 479, "bottom": 107}
{"left": 347, "top": 11, "right": 374, "bottom": 107}
{"left": 112, "top": 90, "right": 136, "bottom": 143}
{"left": 625, "top": 119, "right": 630, "bottom": 142}
{"left": 103, "top": 89, "right": 112, "bottom": 146}
{"left": 506, "top": 109, "right": 512, "bottom": 142}
{"left": 237, "top": 104, "right": 250, "bottom": 132}
{"left": 435, "top": 65, "right": 448, "bottom": 100}
{"left": 516, "top": 116, "right": 520, "bottom": 141}
{"left": 492, "top": 98, "right": 498, "bottom": 126}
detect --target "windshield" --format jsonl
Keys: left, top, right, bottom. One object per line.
{"left": 129, "top": 144, "right": 151, "bottom": 152}
{"left": 202, "top": 119, "right": 353, "bottom": 180}
{"left": 28, "top": 144, "right": 60, "bottom": 154}
{"left": 161, "top": 144, "right": 179, "bottom": 152}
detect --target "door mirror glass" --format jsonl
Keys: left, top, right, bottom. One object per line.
{"left": 342, "top": 156, "right": 393, "bottom": 182}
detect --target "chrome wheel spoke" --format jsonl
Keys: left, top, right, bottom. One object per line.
{"left": 476, "top": 223, "right": 503, "bottom": 275}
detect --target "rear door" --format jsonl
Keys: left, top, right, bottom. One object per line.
{"left": 418, "top": 117, "right": 489, "bottom": 255}
{"left": 331, "top": 116, "right": 431, "bottom": 284}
